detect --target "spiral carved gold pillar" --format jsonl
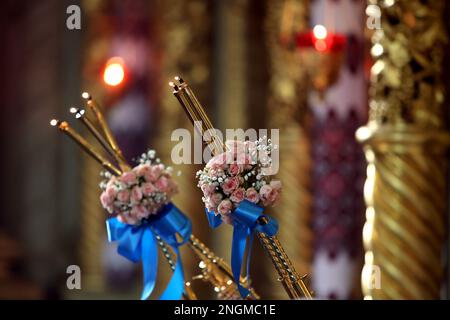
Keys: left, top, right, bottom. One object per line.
{"left": 357, "top": 0, "right": 449, "bottom": 299}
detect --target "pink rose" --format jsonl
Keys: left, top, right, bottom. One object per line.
{"left": 266, "top": 189, "right": 279, "bottom": 203}
{"left": 130, "top": 186, "right": 143, "bottom": 204}
{"left": 105, "top": 185, "right": 117, "bottom": 199}
{"left": 259, "top": 184, "right": 273, "bottom": 200}
{"left": 120, "top": 171, "right": 137, "bottom": 186}
{"left": 236, "top": 152, "right": 253, "bottom": 168}
{"left": 106, "top": 176, "right": 117, "bottom": 189}
{"left": 222, "top": 177, "right": 240, "bottom": 195}
{"left": 131, "top": 205, "right": 149, "bottom": 220}
{"left": 270, "top": 180, "right": 282, "bottom": 191}
{"left": 259, "top": 184, "right": 280, "bottom": 206}
{"left": 209, "top": 168, "right": 224, "bottom": 179}
{"left": 141, "top": 182, "right": 156, "bottom": 196}
{"left": 208, "top": 193, "right": 223, "bottom": 207}
{"left": 100, "top": 191, "right": 113, "bottom": 208}
{"left": 230, "top": 188, "right": 245, "bottom": 203}
{"left": 155, "top": 176, "right": 169, "bottom": 191}
{"left": 205, "top": 156, "right": 218, "bottom": 169}
{"left": 142, "top": 164, "right": 164, "bottom": 182}
{"left": 228, "top": 162, "right": 243, "bottom": 176}
{"left": 135, "top": 164, "right": 152, "bottom": 178}
{"left": 152, "top": 164, "right": 164, "bottom": 177}
{"left": 167, "top": 179, "right": 179, "bottom": 195}
{"left": 117, "top": 189, "right": 130, "bottom": 202}
{"left": 245, "top": 188, "right": 260, "bottom": 204}
{"left": 217, "top": 199, "right": 233, "bottom": 215}
{"left": 206, "top": 152, "right": 234, "bottom": 169}
{"left": 201, "top": 183, "right": 216, "bottom": 197}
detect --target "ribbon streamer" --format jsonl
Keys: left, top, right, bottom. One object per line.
{"left": 206, "top": 199, "right": 278, "bottom": 298}
{"left": 107, "top": 203, "right": 192, "bottom": 300}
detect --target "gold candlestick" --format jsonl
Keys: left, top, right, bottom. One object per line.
{"left": 70, "top": 107, "right": 119, "bottom": 166}
{"left": 169, "top": 81, "right": 220, "bottom": 154}
{"left": 169, "top": 78, "right": 227, "bottom": 155}
{"left": 81, "top": 92, "right": 131, "bottom": 172}
{"left": 169, "top": 76, "right": 313, "bottom": 300}
{"left": 50, "top": 119, "right": 122, "bottom": 176}
{"left": 174, "top": 76, "right": 216, "bottom": 135}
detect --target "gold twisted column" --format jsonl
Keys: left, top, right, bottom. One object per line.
{"left": 358, "top": 0, "right": 449, "bottom": 299}
{"left": 359, "top": 127, "right": 448, "bottom": 299}
{"left": 265, "top": 0, "right": 312, "bottom": 298}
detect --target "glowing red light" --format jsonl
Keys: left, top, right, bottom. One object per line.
{"left": 103, "top": 57, "right": 125, "bottom": 87}
{"left": 314, "top": 39, "right": 328, "bottom": 52}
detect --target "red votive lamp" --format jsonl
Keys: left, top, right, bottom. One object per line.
{"left": 296, "top": 25, "right": 346, "bottom": 53}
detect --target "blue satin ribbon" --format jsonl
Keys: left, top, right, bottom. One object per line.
{"left": 206, "top": 199, "right": 278, "bottom": 298}
{"left": 107, "top": 202, "right": 192, "bottom": 300}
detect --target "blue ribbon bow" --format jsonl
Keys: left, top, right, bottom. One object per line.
{"left": 206, "top": 199, "right": 278, "bottom": 298}
{"left": 106, "top": 202, "right": 192, "bottom": 300}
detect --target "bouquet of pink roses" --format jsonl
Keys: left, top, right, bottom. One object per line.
{"left": 100, "top": 149, "right": 179, "bottom": 225}
{"left": 196, "top": 137, "right": 282, "bottom": 224}
{"left": 97, "top": 149, "right": 190, "bottom": 300}
{"left": 196, "top": 137, "right": 281, "bottom": 298}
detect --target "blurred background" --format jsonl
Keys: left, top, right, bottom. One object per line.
{"left": 0, "top": 0, "right": 449, "bottom": 300}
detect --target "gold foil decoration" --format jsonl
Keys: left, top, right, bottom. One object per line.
{"left": 358, "top": 0, "right": 449, "bottom": 299}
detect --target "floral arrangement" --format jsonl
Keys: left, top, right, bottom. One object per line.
{"left": 99, "top": 150, "right": 179, "bottom": 225}
{"left": 196, "top": 138, "right": 282, "bottom": 224}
